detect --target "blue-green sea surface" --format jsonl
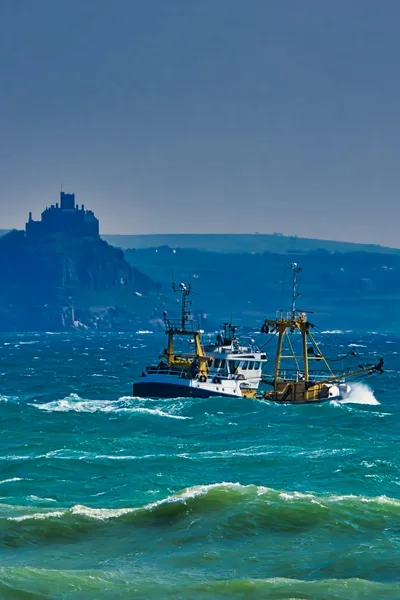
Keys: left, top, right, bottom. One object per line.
{"left": 0, "top": 331, "right": 399, "bottom": 599}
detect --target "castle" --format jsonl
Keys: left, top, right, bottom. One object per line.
{"left": 25, "top": 192, "right": 99, "bottom": 238}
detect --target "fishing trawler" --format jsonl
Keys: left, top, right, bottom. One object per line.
{"left": 133, "top": 283, "right": 267, "bottom": 399}
{"left": 259, "top": 263, "right": 384, "bottom": 404}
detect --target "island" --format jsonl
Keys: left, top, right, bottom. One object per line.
{"left": 0, "top": 192, "right": 160, "bottom": 331}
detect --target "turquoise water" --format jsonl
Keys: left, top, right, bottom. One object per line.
{"left": 0, "top": 331, "right": 399, "bottom": 599}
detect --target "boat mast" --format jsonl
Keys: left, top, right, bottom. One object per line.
{"left": 289, "top": 263, "right": 309, "bottom": 381}
{"left": 274, "top": 328, "right": 284, "bottom": 384}
{"left": 164, "top": 282, "right": 192, "bottom": 363}
{"left": 173, "top": 282, "right": 192, "bottom": 332}
{"left": 163, "top": 282, "right": 207, "bottom": 370}
{"left": 264, "top": 262, "right": 310, "bottom": 386}
{"left": 291, "top": 262, "right": 301, "bottom": 317}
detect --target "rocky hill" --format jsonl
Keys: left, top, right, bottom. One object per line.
{"left": 0, "top": 230, "right": 160, "bottom": 331}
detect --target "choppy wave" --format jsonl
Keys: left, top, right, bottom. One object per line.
{"left": 2, "top": 483, "right": 399, "bottom": 547}
{"left": 28, "top": 394, "right": 189, "bottom": 419}
{"left": 0, "top": 331, "right": 398, "bottom": 599}
{"left": 0, "top": 478, "right": 24, "bottom": 485}
{"left": 0, "top": 445, "right": 375, "bottom": 463}
{"left": 0, "top": 570, "right": 398, "bottom": 600}
{"left": 0, "top": 569, "right": 397, "bottom": 600}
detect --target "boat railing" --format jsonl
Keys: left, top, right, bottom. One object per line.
{"left": 146, "top": 365, "right": 191, "bottom": 378}
{"left": 276, "top": 310, "right": 293, "bottom": 321}
{"left": 206, "top": 346, "right": 263, "bottom": 356}
{"left": 276, "top": 310, "right": 307, "bottom": 321}
{"left": 278, "top": 369, "right": 346, "bottom": 382}
{"left": 164, "top": 318, "right": 200, "bottom": 333}
{"left": 145, "top": 364, "right": 244, "bottom": 383}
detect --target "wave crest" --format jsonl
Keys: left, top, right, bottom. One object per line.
{"left": 0, "top": 568, "right": 397, "bottom": 600}
{"left": 2, "top": 483, "right": 399, "bottom": 546}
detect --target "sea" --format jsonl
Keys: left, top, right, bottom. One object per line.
{"left": 0, "top": 330, "right": 399, "bottom": 600}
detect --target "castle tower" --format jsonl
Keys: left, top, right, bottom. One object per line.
{"left": 60, "top": 192, "right": 75, "bottom": 210}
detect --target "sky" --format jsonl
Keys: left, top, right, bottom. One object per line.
{"left": 1, "top": 0, "right": 400, "bottom": 245}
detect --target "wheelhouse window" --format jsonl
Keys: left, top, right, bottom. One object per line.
{"left": 242, "top": 361, "right": 248, "bottom": 370}
{"left": 229, "top": 360, "right": 240, "bottom": 373}
{"left": 254, "top": 361, "right": 260, "bottom": 369}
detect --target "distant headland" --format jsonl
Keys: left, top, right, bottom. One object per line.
{"left": 0, "top": 191, "right": 159, "bottom": 332}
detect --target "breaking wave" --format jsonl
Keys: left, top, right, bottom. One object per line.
{"left": 2, "top": 483, "right": 399, "bottom": 546}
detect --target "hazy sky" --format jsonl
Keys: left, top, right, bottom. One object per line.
{"left": 1, "top": 0, "right": 400, "bottom": 245}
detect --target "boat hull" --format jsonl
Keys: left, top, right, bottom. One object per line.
{"left": 264, "top": 394, "right": 343, "bottom": 405}
{"left": 262, "top": 381, "right": 349, "bottom": 404}
{"left": 132, "top": 378, "right": 243, "bottom": 398}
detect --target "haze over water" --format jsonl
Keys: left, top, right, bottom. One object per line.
{"left": 0, "top": 331, "right": 399, "bottom": 599}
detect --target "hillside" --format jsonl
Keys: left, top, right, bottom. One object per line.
{"left": 4, "top": 230, "right": 399, "bottom": 254}
{"left": 124, "top": 245, "right": 400, "bottom": 332}
{"left": 104, "top": 233, "right": 400, "bottom": 255}
{"left": 0, "top": 230, "right": 160, "bottom": 331}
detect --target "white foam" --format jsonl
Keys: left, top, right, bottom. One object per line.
{"left": 279, "top": 491, "right": 325, "bottom": 507}
{"left": 27, "top": 495, "right": 57, "bottom": 502}
{"left": 9, "top": 510, "right": 65, "bottom": 522}
{"left": 144, "top": 482, "right": 244, "bottom": 510}
{"left": 0, "top": 477, "right": 24, "bottom": 485}
{"left": 348, "top": 343, "right": 367, "bottom": 348}
{"left": 122, "top": 406, "right": 190, "bottom": 420}
{"left": 340, "top": 382, "right": 380, "bottom": 405}
{"left": 72, "top": 505, "right": 133, "bottom": 518}
{"left": 92, "top": 454, "right": 159, "bottom": 460}
{"left": 29, "top": 396, "right": 190, "bottom": 419}
{"left": 8, "top": 504, "right": 135, "bottom": 522}
{"left": 0, "top": 455, "right": 31, "bottom": 461}
{"left": 321, "top": 330, "right": 343, "bottom": 334}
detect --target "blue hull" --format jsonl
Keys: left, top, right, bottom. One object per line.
{"left": 132, "top": 381, "right": 238, "bottom": 399}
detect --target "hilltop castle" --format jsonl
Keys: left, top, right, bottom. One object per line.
{"left": 25, "top": 192, "right": 99, "bottom": 238}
